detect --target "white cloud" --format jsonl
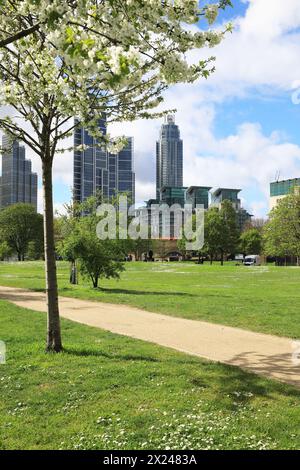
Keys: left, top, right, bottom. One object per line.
{"left": 205, "top": 0, "right": 300, "bottom": 94}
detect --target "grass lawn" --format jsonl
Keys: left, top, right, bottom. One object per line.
{"left": 0, "top": 261, "right": 300, "bottom": 338}
{"left": 0, "top": 299, "right": 300, "bottom": 450}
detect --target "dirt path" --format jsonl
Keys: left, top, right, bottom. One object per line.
{"left": 1, "top": 285, "right": 300, "bottom": 388}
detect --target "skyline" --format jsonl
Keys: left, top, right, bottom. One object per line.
{"left": 2, "top": 0, "right": 300, "bottom": 217}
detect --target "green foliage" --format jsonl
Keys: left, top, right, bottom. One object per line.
{"left": 240, "top": 228, "right": 263, "bottom": 256}
{"left": 219, "top": 200, "right": 240, "bottom": 255}
{"left": 69, "top": 220, "right": 125, "bottom": 288}
{"left": 204, "top": 207, "right": 224, "bottom": 262}
{"left": 131, "top": 238, "right": 153, "bottom": 261}
{"left": 0, "top": 203, "right": 43, "bottom": 261}
{"left": 0, "top": 241, "right": 13, "bottom": 260}
{"left": 204, "top": 200, "right": 239, "bottom": 264}
{"left": 57, "top": 199, "right": 128, "bottom": 288}
{"left": 263, "top": 191, "right": 300, "bottom": 258}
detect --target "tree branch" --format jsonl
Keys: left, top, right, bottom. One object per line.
{"left": 0, "top": 23, "right": 40, "bottom": 48}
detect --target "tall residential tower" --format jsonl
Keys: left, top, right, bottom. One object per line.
{"left": 73, "top": 119, "right": 109, "bottom": 203}
{"left": 73, "top": 121, "right": 135, "bottom": 205}
{"left": 0, "top": 135, "right": 38, "bottom": 210}
{"left": 108, "top": 137, "right": 135, "bottom": 203}
{"left": 156, "top": 115, "right": 183, "bottom": 199}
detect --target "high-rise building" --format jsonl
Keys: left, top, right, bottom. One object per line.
{"left": 210, "top": 188, "right": 252, "bottom": 231}
{"left": 160, "top": 186, "right": 187, "bottom": 207}
{"left": 185, "top": 186, "right": 212, "bottom": 210}
{"left": 73, "top": 119, "right": 109, "bottom": 204}
{"left": 108, "top": 137, "right": 135, "bottom": 203}
{"left": 270, "top": 178, "right": 300, "bottom": 210}
{"left": 73, "top": 122, "right": 135, "bottom": 205}
{"left": 156, "top": 115, "right": 183, "bottom": 199}
{"left": 0, "top": 135, "right": 38, "bottom": 210}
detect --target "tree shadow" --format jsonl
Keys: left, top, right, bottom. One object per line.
{"left": 227, "top": 351, "right": 300, "bottom": 391}
{"left": 64, "top": 347, "right": 159, "bottom": 362}
{"left": 0, "top": 291, "right": 45, "bottom": 302}
{"left": 192, "top": 359, "right": 300, "bottom": 411}
{"left": 96, "top": 287, "right": 195, "bottom": 297}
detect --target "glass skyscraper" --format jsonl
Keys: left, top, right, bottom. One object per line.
{"left": 108, "top": 137, "right": 135, "bottom": 203}
{"left": 73, "top": 119, "right": 109, "bottom": 204}
{"left": 73, "top": 122, "right": 135, "bottom": 205}
{"left": 156, "top": 115, "right": 183, "bottom": 199}
{"left": 0, "top": 135, "right": 38, "bottom": 210}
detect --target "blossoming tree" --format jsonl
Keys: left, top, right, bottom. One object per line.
{"left": 0, "top": 0, "right": 232, "bottom": 352}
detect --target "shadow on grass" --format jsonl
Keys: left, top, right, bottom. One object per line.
{"left": 65, "top": 345, "right": 300, "bottom": 402}
{"left": 208, "top": 360, "right": 300, "bottom": 407}
{"left": 0, "top": 291, "right": 46, "bottom": 302}
{"left": 90, "top": 287, "right": 195, "bottom": 297}
{"left": 64, "top": 347, "right": 159, "bottom": 362}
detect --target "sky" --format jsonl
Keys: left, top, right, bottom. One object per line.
{"left": 3, "top": 0, "right": 300, "bottom": 217}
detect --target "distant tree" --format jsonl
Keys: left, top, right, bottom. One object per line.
{"left": 204, "top": 207, "right": 224, "bottom": 264}
{"left": 239, "top": 228, "right": 263, "bottom": 257}
{"left": 219, "top": 200, "right": 240, "bottom": 264}
{"left": 244, "top": 218, "right": 267, "bottom": 232}
{"left": 0, "top": 203, "right": 43, "bottom": 261}
{"left": 177, "top": 237, "right": 188, "bottom": 260}
{"left": 55, "top": 201, "right": 81, "bottom": 283}
{"left": 152, "top": 239, "right": 180, "bottom": 261}
{"left": 131, "top": 239, "right": 153, "bottom": 261}
{"left": 57, "top": 197, "right": 130, "bottom": 288}
{"left": 177, "top": 212, "right": 207, "bottom": 262}
{"left": 0, "top": 241, "right": 13, "bottom": 260}
{"left": 263, "top": 192, "right": 300, "bottom": 264}
{"left": 204, "top": 201, "right": 239, "bottom": 265}
{"left": 27, "top": 239, "right": 44, "bottom": 260}
{"left": 61, "top": 218, "right": 125, "bottom": 289}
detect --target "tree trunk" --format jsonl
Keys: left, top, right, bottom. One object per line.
{"left": 220, "top": 250, "right": 224, "bottom": 266}
{"left": 70, "top": 260, "right": 78, "bottom": 284}
{"left": 42, "top": 159, "right": 62, "bottom": 352}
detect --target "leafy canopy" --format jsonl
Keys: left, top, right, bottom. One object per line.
{"left": 0, "top": 1, "right": 232, "bottom": 158}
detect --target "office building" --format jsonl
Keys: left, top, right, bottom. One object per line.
{"left": 160, "top": 186, "right": 187, "bottom": 207}
{"left": 73, "top": 119, "right": 109, "bottom": 204}
{"left": 73, "top": 121, "right": 135, "bottom": 205}
{"left": 0, "top": 135, "right": 38, "bottom": 210}
{"left": 210, "top": 188, "right": 252, "bottom": 231}
{"left": 108, "top": 137, "right": 135, "bottom": 203}
{"left": 270, "top": 178, "right": 300, "bottom": 210}
{"left": 185, "top": 186, "right": 212, "bottom": 210}
{"left": 156, "top": 115, "right": 183, "bottom": 199}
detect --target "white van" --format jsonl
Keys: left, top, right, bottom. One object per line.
{"left": 244, "top": 255, "right": 261, "bottom": 266}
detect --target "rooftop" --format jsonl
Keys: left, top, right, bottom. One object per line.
{"left": 270, "top": 178, "right": 300, "bottom": 185}
{"left": 212, "top": 188, "right": 241, "bottom": 197}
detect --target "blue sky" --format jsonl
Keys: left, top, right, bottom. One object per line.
{"left": 3, "top": 0, "right": 300, "bottom": 217}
